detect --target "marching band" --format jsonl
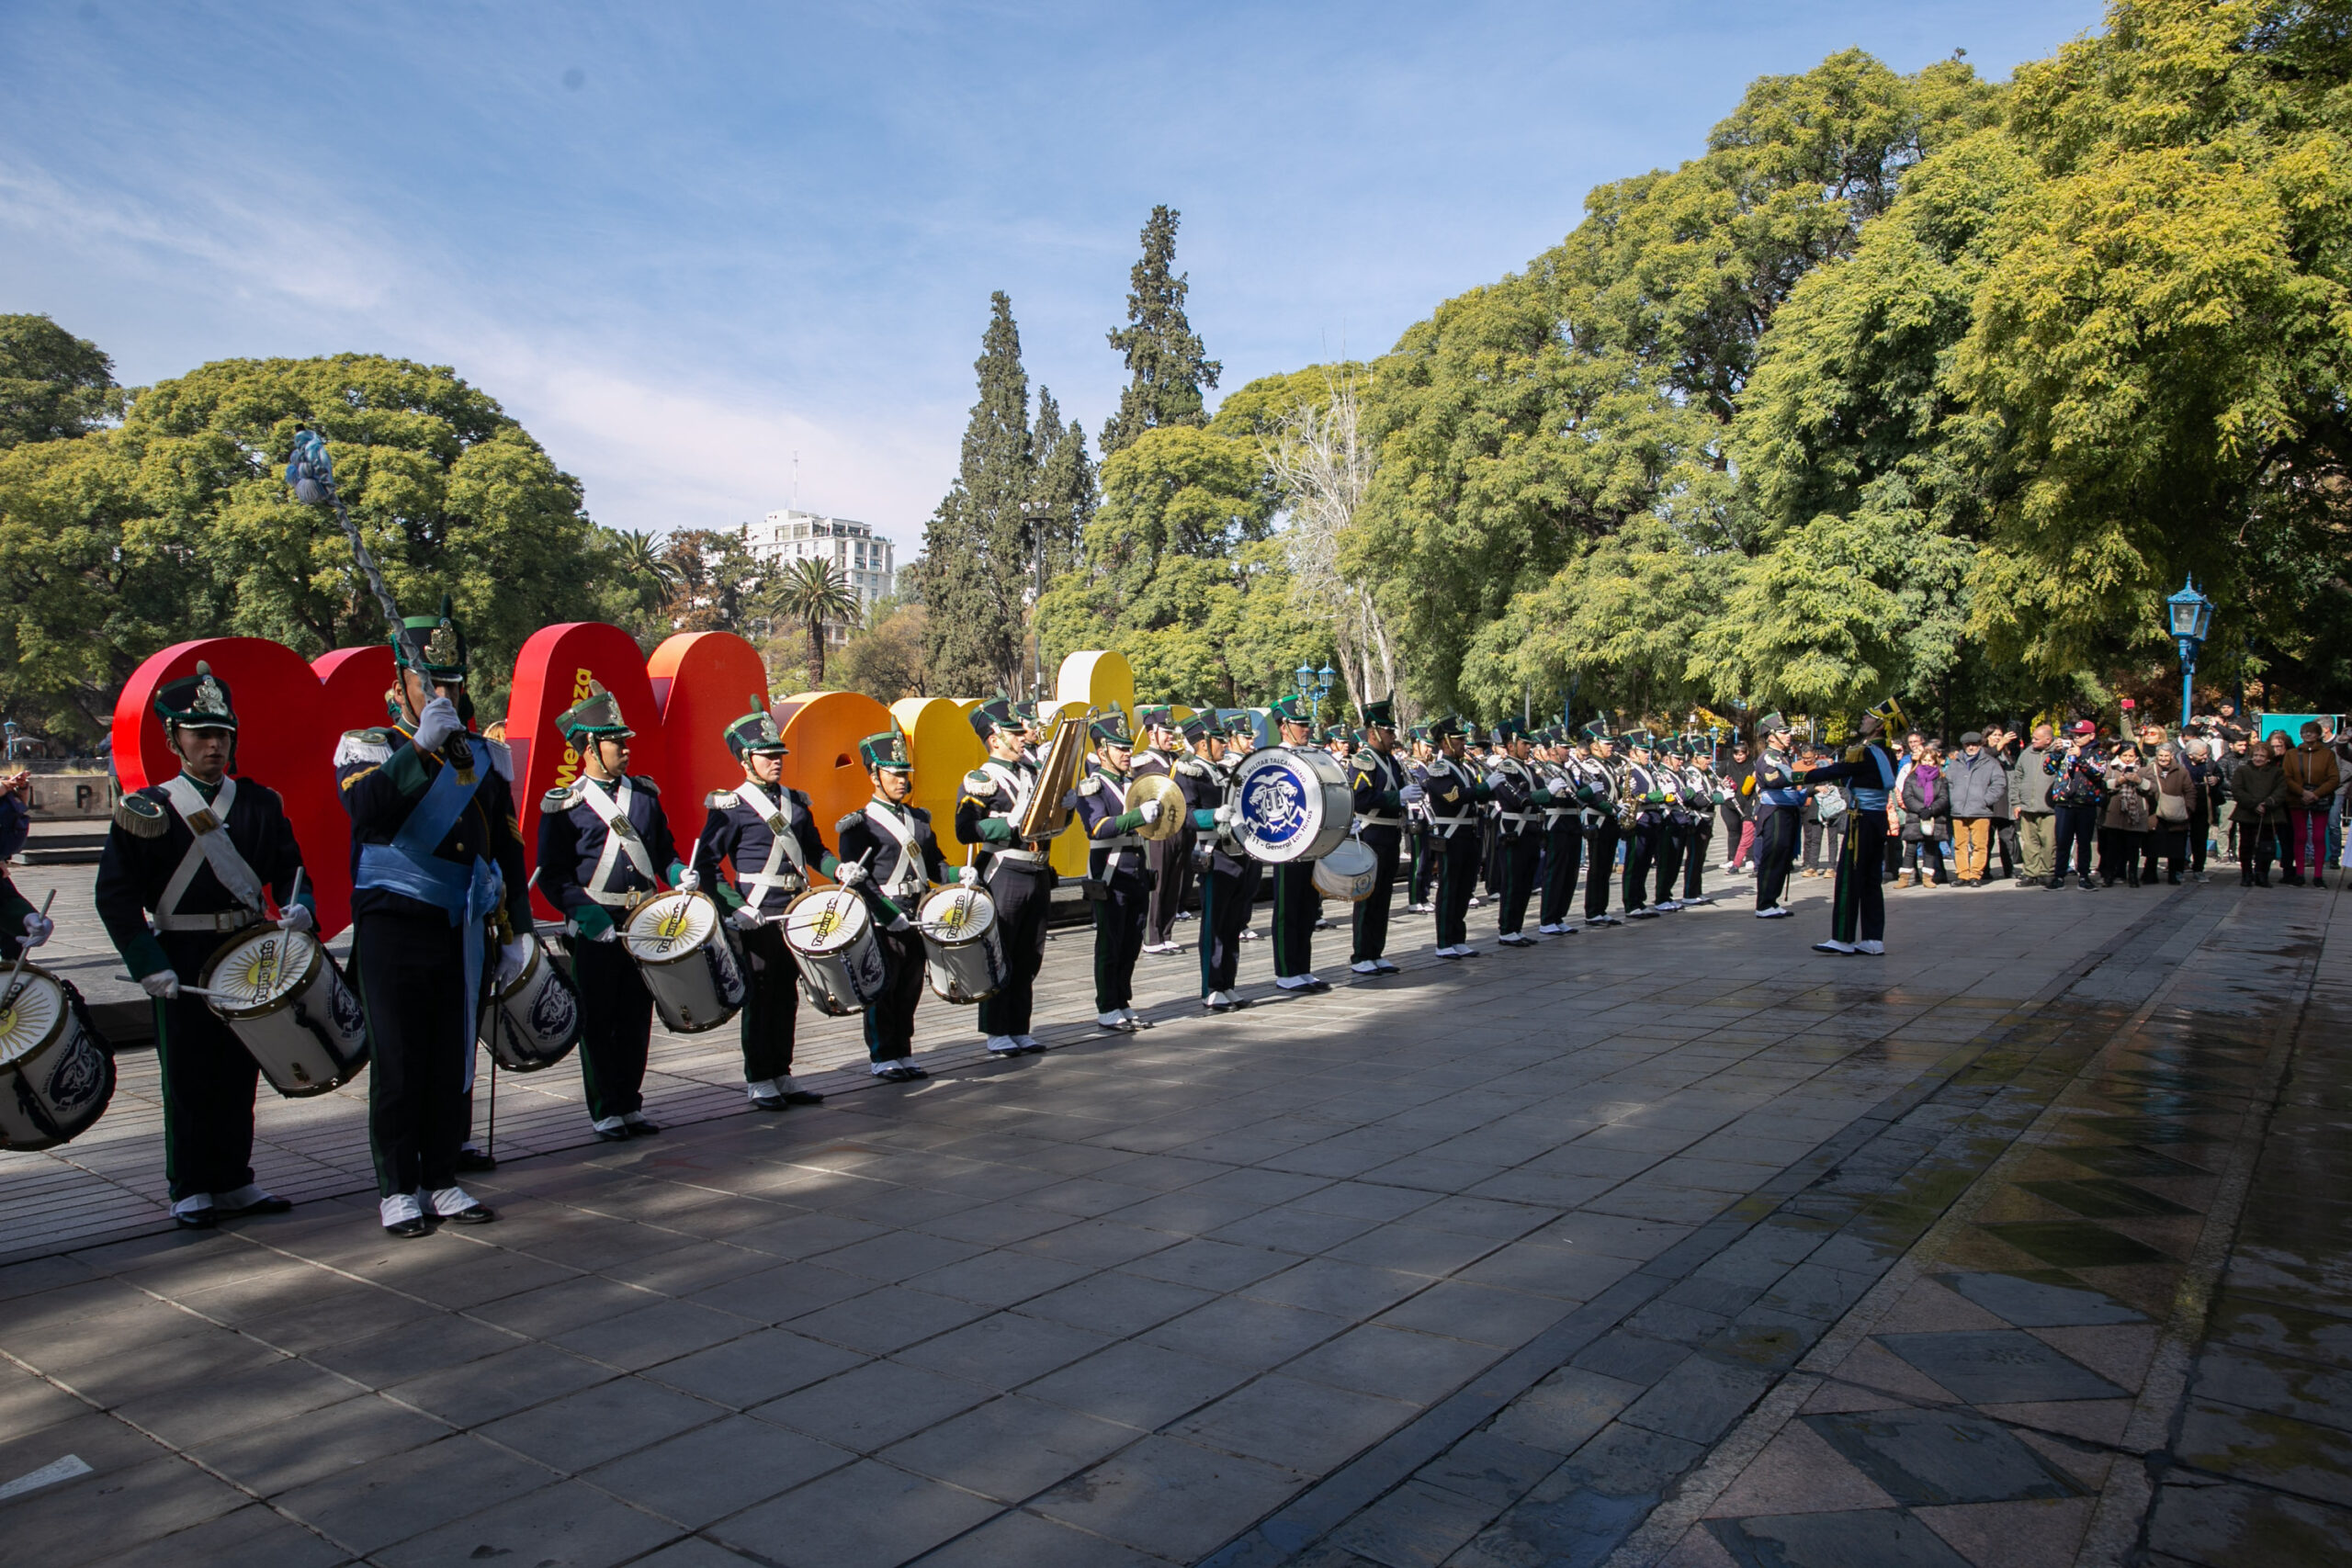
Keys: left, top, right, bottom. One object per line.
{"left": 29, "top": 636, "right": 1923, "bottom": 1241}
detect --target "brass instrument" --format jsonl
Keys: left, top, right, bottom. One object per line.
{"left": 1126, "top": 774, "right": 1186, "bottom": 841}
{"left": 1014, "top": 705, "right": 1094, "bottom": 841}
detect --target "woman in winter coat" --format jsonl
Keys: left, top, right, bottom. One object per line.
{"left": 2145, "top": 744, "right": 2199, "bottom": 885}
{"left": 2231, "top": 740, "right": 2290, "bottom": 886}
{"left": 1899, "top": 743, "right": 1951, "bottom": 887}
{"left": 2098, "top": 747, "right": 2158, "bottom": 886}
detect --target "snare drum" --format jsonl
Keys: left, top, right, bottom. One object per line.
{"left": 201, "top": 927, "right": 369, "bottom": 1098}
{"left": 782, "top": 888, "right": 887, "bottom": 1016}
{"left": 916, "top": 886, "right": 1006, "bottom": 1004}
{"left": 1311, "top": 837, "right": 1379, "bottom": 902}
{"left": 1235, "top": 745, "right": 1355, "bottom": 863}
{"left": 0, "top": 966, "right": 114, "bottom": 1151}
{"left": 481, "top": 942, "right": 581, "bottom": 1072}
{"left": 624, "top": 891, "right": 748, "bottom": 1034}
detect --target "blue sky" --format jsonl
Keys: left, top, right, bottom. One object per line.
{"left": 1, "top": 1, "right": 2109, "bottom": 544}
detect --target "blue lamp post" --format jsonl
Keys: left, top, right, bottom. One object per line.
{"left": 2165, "top": 578, "right": 2214, "bottom": 729}
{"left": 1294, "top": 661, "right": 1336, "bottom": 728}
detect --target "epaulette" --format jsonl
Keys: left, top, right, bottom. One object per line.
{"left": 482, "top": 738, "right": 513, "bottom": 781}
{"left": 334, "top": 728, "right": 394, "bottom": 767}
{"left": 1077, "top": 776, "right": 1102, "bottom": 797}
{"left": 112, "top": 792, "right": 169, "bottom": 839}
{"left": 633, "top": 775, "right": 660, "bottom": 795}
{"left": 1174, "top": 757, "right": 1209, "bottom": 778}
{"left": 706, "top": 789, "right": 740, "bottom": 810}
{"left": 835, "top": 810, "right": 864, "bottom": 836}
{"left": 962, "top": 768, "right": 994, "bottom": 795}
{"left": 542, "top": 784, "right": 579, "bottom": 812}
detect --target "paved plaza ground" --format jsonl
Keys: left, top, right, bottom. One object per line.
{"left": 1, "top": 865, "right": 2346, "bottom": 1567}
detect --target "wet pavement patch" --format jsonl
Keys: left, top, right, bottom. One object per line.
{"left": 2015, "top": 1178, "right": 2197, "bottom": 1220}
{"left": 1976, "top": 1219, "right": 2171, "bottom": 1269}
{"left": 2052, "top": 1142, "right": 2213, "bottom": 1179}
{"left": 1804, "top": 1408, "right": 2085, "bottom": 1505}
{"left": 1708, "top": 1506, "right": 1975, "bottom": 1567}
{"left": 1937, "top": 1270, "right": 2146, "bottom": 1327}
{"left": 1874, "top": 1330, "right": 2127, "bottom": 1404}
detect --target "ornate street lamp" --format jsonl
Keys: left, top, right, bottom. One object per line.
{"left": 1294, "top": 662, "right": 1335, "bottom": 728}
{"left": 2165, "top": 577, "right": 2215, "bottom": 729}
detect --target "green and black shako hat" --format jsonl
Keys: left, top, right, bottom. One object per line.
{"left": 859, "top": 720, "right": 911, "bottom": 772}
{"left": 969, "top": 698, "right": 1016, "bottom": 742}
{"left": 1089, "top": 705, "right": 1134, "bottom": 748}
{"left": 558, "top": 681, "right": 634, "bottom": 746}
{"left": 155, "top": 660, "right": 237, "bottom": 739}
{"left": 1360, "top": 698, "right": 1396, "bottom": 731}
{"left": 724, "top": 697, "right": 787, "bottom": 759}
{"left": 392, "top": 594, "right": 469, "bottom": 687}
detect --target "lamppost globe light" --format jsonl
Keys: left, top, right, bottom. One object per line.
{"left": 2165, "top": 576, "right": 2215, "bottom": 728}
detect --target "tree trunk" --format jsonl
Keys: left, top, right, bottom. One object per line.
{"left": 808, "top": 619, "right": 826, "bottom": 687}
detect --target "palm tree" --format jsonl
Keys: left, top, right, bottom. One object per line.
{"left": 771, "top": 557, "right": 862, "bottom": 686}
{"left": 609, "top": 528, "right": 680, "bottom": 610}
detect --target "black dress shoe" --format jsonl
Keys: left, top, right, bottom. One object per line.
{"left": 751, "top": 1094, "right": 787, "bottom": 1111}
{"left": 384, "top": 1215, "right": 431, "bottom": 1238}
{"left": 1303, "top": 980, "right": 1333, "bottom": 993}
{"left": 444, "top": 1203, "right": 496, "bottom": 1225}
{"left": 218, "top": 1195, "right": 293, "bottom": 1219}
{"left": 455, "top": 1148, "right": 498, "bottom": 1172}
{"left": 593, "top": 1124, "right": 631, "bottom": 1143}
{"left": 1205, "top": 999, "right": 1235, "bottom": 1013}
{"left": 625, "top": 1119, "right": 662, "bottom": 1136}
{"left": 174, "top": 1209, "right": 218, "bottom": 1231}
{"left": 782, "top": 1089, "right": 826, "bottom": 1105}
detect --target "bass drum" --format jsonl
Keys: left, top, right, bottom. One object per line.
{"left": 916, "top": 886, "right": 1005, "bottom": 1004}
{"left": 202, "top": 927, "right": 368, "bottom": 1098}
{"left": 625, "top": 891, "right": 748, "bottom": 1034}
{"left": 1235, "top": 746, "right": 1354, "bottom": 863}
{"left": 0, "top": 966, "right": 114, "bottom": 1151}
{"left": 783, "top": 887, "right": 887, "bottom": 1016}
{"left": 1311, "top": 837, "right": 1379, "bottom": 902}
{"left": 481, "top": 941, "right": 581, "bottom": 1072}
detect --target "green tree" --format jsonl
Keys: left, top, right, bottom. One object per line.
{"left": 922, "top": 292, "right": 1035, "bottom": 696}
{"left": 0, "top": 313, "right": 122, "bottom": 449}
{"left": 835, "top": 600, "right": 929, "bottom": 703}
{"left": 768, "top": 556, "right": 861, "bottom": 688}
{"left": 608, "top": 527, "right": 681, "bottom": 612}
{"left": 659, "top": 526, "right": 762, "bottom": 634}
{"left": 1100, "top": 205, "right": 1221, "bottom": 457}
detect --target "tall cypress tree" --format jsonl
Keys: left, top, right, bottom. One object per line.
{"left": 1100, "top": 205, "right": 1221, "bottom": 457}
{"left": 922, "top": 292, "right": 1034, "bottom": 695}
{"left": 1029, "top": 389, "right": 1095, "bottom": 580}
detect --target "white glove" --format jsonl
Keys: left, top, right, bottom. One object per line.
{"left": 277, "top": 903, "right": 314, "bottom": 934}
{"left": 591, "top": 926, "right": 619, "bottom": 943}
{"left": 141, "top": 970, "right": 180, "bottom": 1000}
{"left": 1214, "top": 803, "right": 1239, "bottom": 828}
{"left": 495, "top": 937, "right": 532, "bottom": 987}
{"left": 412, "top": 695, "right": 462, "bottom": 752}
{"left": 1136, "top": 798, "right": 1164, "bottom": 825}
{"left": 957, "top": 864, "right": 980, "bottom": 889}
{"left": 837, "top": 861, "right": 869, "bottom": 889}
{"left": 887, "top": 913, "right": 913, "bottom": 934}
{"left": 676, "top": 867, "right": 701, "bottom": 893}
{"left": 1401, "top": 784, "right": 1427, "bottom": 805}
{"left": 729, "top": 905, "right": 764, "bottom": 931}
{"left": 20, "top": 911, "right": 51, "bottom": 948}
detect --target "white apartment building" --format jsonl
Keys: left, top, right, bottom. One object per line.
{"left": 744, "top": 509, "right": 899, "bottom": 645}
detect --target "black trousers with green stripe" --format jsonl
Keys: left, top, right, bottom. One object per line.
{"left": 153, "top": 931, "right": 262, "bottom": 1203}
{"left": 1092, "top": 867, "right": 1149, "bottom": 1012}
{"left": 357, "top": 912, "right": 470, "bottom": 1200}
{"left": 1828, "top": 811, "right": 1889, "bottom": 942}
{"left": 1494, "top": 829, "right": 1541, "bottom": 937}
{"left": 1200, "top": 851, "right": 1260, "bottom": 997}
{"left": 1351, "top": 826, "right": 1403, "bottom": 962}
{"left": 569, "top": 934, "right": 653, "bottom": 1122}
{"left": 1272, "top": 861, "right": 1317, "bottom": 978}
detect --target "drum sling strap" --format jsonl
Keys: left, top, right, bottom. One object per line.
{"left": 577, "top": 777, "right": 661, "bottom": 906}
{"left": 355, "top": 739, "right": 502, "bottom": 1089}
{"left": 1355, "top": 753, "right": 1404, "bottom": 829}
{"left": 978, "top": 761, "right": 1047, "bottom": 865}
{"left": 733, "top": 782, "right": 808, "bottom": 910}
{"left": 1427, "top": 760, "right": 1476, "bottom": 840}
{"left": 154, "top": 775, "right": 267, "bottom": 932}
{"left": 863, "top": 803, "right": 930, "bottom": 902}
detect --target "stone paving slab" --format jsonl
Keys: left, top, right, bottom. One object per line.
{"left": 0, "top": 869, "right": 2330, "bottom": 1566}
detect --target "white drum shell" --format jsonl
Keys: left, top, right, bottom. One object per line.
{"left": 1312, "top": 838, "right": 1380, "bottom": 902}
{"left": 482, "top": 942, "right": 581, "bottom": 1071}
{"left": 784, "top": 889, "right": 888, "bottom": 1016}
{"left": 1236, "top": 747, "right": 1354, "bottom": 864}
{"left": 202, "top": 930, "right": 368, "bottom": 1099}
{"left": 625, "top": 892, "right": 748, "bottom": 1034}
{"left": 0, "top": 969, "right": 114, "bottom": 1151}
{"left": 917, "top": 887, "right": 1006, "bottom": 1005}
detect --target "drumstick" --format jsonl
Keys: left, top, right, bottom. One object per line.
{"left": 113, "top": 975, "right": 232, "bottom": 1000}
{"left": 280, "top": 867, "right": 306, "bottom": 927}
{"left": 2, "top": 889, "right": 55, "bottom": 1012}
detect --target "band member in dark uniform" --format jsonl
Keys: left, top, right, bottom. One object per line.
{"left": 1569, "top": 723, "right": 1623, "bottom": 926}
{"left": 96, "top": 664, "right": 307, "bottom": 1230}
{"left": 955, "top": 698, "right": 1053, "bottom": 1056}
{"left": 1069, "top": 706, "right": 1162, "bottom": 1031}
{"left": 337, "top": 604, "right": 528, "bottom": 1235}
{"left": 1404, "top": 726, "right": 1438, "bottom": 914}
{"left": 1266, "top": 696, "right": 1330, "bottom": 993}
{"left": 537, "top": 682, "right": 687, "bottom": 1141}
{"left": 1134, "top": 706, "right": 1194, "bottom": 955}
{"left": 1346, "top": 699, "right": 1408, "bottom": 976}
{"left": 1536, "top": 728, "right": 1584, "bottom": 934}
{"left": 1621, "top": 732, "right": 1671, "bottom": 919}
{"left": 695, "top": 700, "right": 839, "bottom": 1109}
{"left": 1677, "top": 734, "right": 1721, "bottom": 906}
{"left": 0, "top": 769, "right": 47, "bottom": 961}
{"left": 1751, "top": 713, "right": 1804, "bottom": 919}
{"left": 1484, "top": 718, "right": 1550, "bottom": 947}
{"left": 1422, "top": 716, "right": 1488, "bottom": 958}
{"left": 1197, "top": 711, "right": 1259, "bottom": 1011}
{"left": 1804, "top": 699, "right": 1904, "bottom": 955}
{"left": 836, "top": 722, "right": 953, "bottom": 1076}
